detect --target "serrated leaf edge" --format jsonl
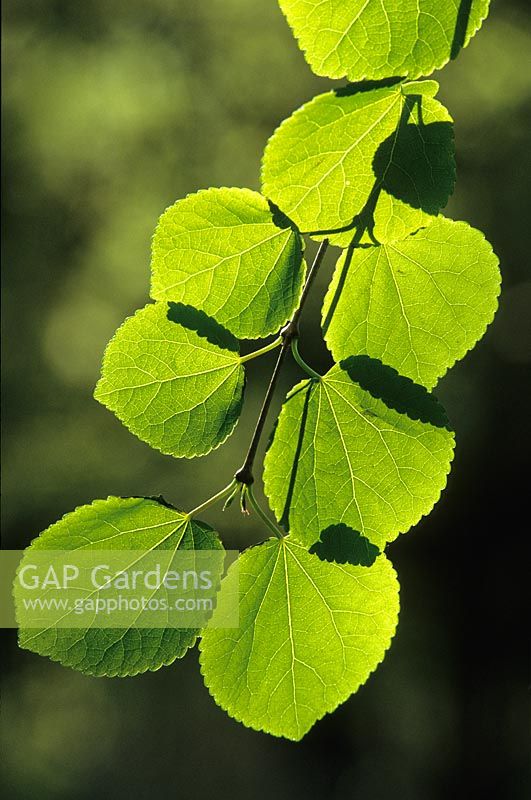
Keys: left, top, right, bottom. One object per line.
{"left": 16, "top": 496, "right": 220, "bottom": 678}
{"left": 277, "top": 0, "right": 491, "bottom": 84}
{"left": 94, "top": 303, "right": 246, "bottom": 460}
{"left": 198, "top": 536, "right": 400, "bottom": 740}
{"left": 322, "top": 217, "right": 501, "bottom": 389}
{"left": 263, "top": 374, "right": 456, "bottom": 549}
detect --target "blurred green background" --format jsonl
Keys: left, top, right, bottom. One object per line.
{"left": 2, "top": 1, "right": 530, "bottom": 798}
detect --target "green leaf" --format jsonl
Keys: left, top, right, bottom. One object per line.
{"left": 278, "top": 0, "right": 491, "bottom": 82}
{"left": 261, "top": 81, "right": 455, "bottom": 245}
{"left": 95, "top": 302, "right": 245, "bottom": 458}
{"left": 151, "top": 188, "right": 306, "bottom": 339}
{"left": 16, "top": 496, "right": 223, "bottom": 677}
{"left": 323, "top": 218, "right": 501, "bottom": 388}
{"left": 264, "top": 360, "right": 455, "bottom": 549}
{"left": 200, "top": 535, "right": 399, "bottom": 740}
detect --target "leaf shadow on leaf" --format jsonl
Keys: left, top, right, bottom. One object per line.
{"left": 451, "top": 0, "right": 474, "bottom": 59}
{"left": 166, "top": 302, "right": 239, "bottom": 352}
{"left": 334, "top": 77, "right": 404, "bottom": 97}
{"left": 267, "top": 352, "right": 451, "bottom": 532}
{"left": 308, "top": 92, "right": 453, "bottom": 244}
{"left": 372, "top": 101, "right": 454, "bottom": 213}
{"left": 268, "top": 200, "right": 303, "bottom": 237}
{"left": 340, "top": 355, "right": 452, "bottom": 430}
{"left": 309, "top": 524, "right": 380, "bottom": 567}
{"left": 269, "top": 379, "right": 318, "bottom": 531}
{"left": 322, "top": 238, "right": 358, "bottom": 334}
{"left": 127, "top": 493, "right": 180, "bottom": 511}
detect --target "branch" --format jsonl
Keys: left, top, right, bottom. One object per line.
{"left": 234, "top": 238, "right": 329, "bottom": 485}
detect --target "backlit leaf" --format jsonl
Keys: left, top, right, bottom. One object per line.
{"left": 151, "top": 188, "right": 305, "bottom": 339}
{"left": 264, "top": 360, "right": 455, "bottom": 549}
{"left": 278, "top": 0, "right": 491, "bottom": 83}
{"left": 16, "top": 496, "right": 223, "bottom": 677}
{"left": 262, "top": 80, "right": 455, "bottom": 245}
{"left": 200, "top": 535, "right": 399, "bottom": 740}
{"left": 323, "top": 218, "right": 501, "bottom": 388}
{"left": 95, "top": 302, "right": 245, "bottom": 458}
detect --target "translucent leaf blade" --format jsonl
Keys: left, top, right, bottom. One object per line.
{"left": 16, "top": 496, "right": 223, "bottom": 677}
{"left": 261, "top": 81, "right": 455, "bottom": 245}
{"left": 95, "top": 302, "right": 245, "bottom": 458}
{"left": 200, "top": 536, "right": 399, "bottom": 740}
{"left": 151, "top": 187, "right": 306, "bottom": 339}
{"left": 278, "top": 0, "right": 491, "bottom": 82}
{"left": 323, "top": 218, "right": 501, "bottom": 388}
{"left": 264, "top": 362, "right": 455, "bottom": 549}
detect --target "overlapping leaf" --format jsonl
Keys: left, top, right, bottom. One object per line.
{"left": 16, "top": 496, "right": 223, "bottom": 677}
{"left": 262, "top": 80, "right": 455, "bottom": 245}
{"left": 264, "top": 361, "right": 455, "bottom": 549}
{"left": 151, "top": 187, "right": 305, "bottom": 339}
{"left": 200, "top": 535, "right": 399, "bottom": 740}
{"left": 95, "top": 302, "right": 245, "bottom": 458}
{"left": 323, "top": 218, "right": 501, "bottom": 388}
{"left": 278, "top": 0, "right": 491, "bottom": 82}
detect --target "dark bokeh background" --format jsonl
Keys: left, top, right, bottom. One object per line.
{"left": 2, "top": 1, "right": 530, "bottom": 798}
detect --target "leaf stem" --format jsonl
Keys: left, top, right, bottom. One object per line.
{"left": 234, "top": 239, "right": 329, "bottom": 485}
{"left": 291, "top": 337, "right": 321, "bottom": 379}
{"left": 239, "top": 335, "right": 282, "bottom": 364}
{"left": 245, "top": 485, "right": 284, "bottom": 539}
{"left": 187, "top": 479, "right": 238, "bottom": 518}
